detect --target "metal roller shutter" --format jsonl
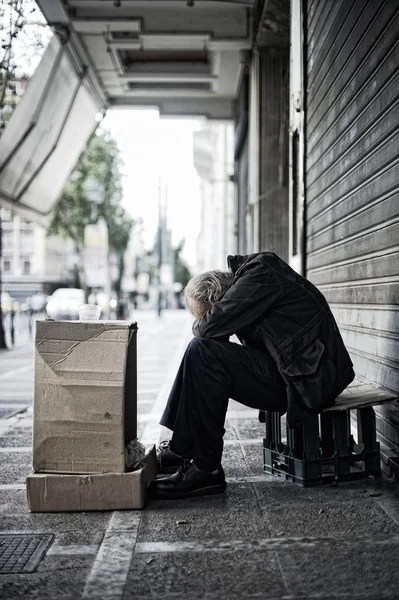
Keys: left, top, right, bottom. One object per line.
{"left": 259, "top": 50, "right": 289, "bottom": 261}
{"left": 305, "top": 0, "right": 399, "bottom": 453}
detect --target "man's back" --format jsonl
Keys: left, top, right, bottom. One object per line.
{"left": 195, "top": 252, "right": 355, "bottom": 425}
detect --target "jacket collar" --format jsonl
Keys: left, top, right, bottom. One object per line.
{"left": 227, "top": 254, "right": 247, "bottom": 275}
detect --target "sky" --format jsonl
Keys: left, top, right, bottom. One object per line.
{"left": 102, "top": 110, "right": 203, "bottom": 269}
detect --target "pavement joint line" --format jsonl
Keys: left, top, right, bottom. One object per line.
{"left": 0, "top": 413, "right": 26, "bottom": 436}
{"left": 0, "top": 394, "right": 33, "bottom": 399}
{"left": 226, "top": 475, "right": 275, "bottom": 483}
{"left": 0, "top": 365, "right": 33, "bottom": 382}
{"left": 48, "top": 544, "right": 99, "bottom": 556}
{"left": 137, "top": 411, "right": 259, "bottom": 423}
{"left": 0, "top": 483, "right": 25, "bottom": 490}
{"left": 81, "top": 511, "right": 142, "bottom": 600}
{"left": 371, "top": 493, "right": 399, "bottom": 528}
{"left": 134, "top": 533, "right": 399, "bottom": 554}
{"left": 224, "top": 438, "right": 264, "bottom": 445}
{"left": 0, "top": 447, "right": 31, "bottom": 452}
{"left": 0, "top": 383, "right": 33, "bottom": 388}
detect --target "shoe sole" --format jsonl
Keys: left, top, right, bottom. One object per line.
{"left": 152, "top": 481, "right": 227, "bottom": 500}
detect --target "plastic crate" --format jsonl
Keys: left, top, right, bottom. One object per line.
{"left": 262, "top": 407, "right": 381, "bottom": 486}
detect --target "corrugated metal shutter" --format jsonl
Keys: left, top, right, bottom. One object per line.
{"left": 305, "top": 0, "right": 399, "bottom": 452}
{"left": 259, "top": 50, "right": 289, "bottom": 261}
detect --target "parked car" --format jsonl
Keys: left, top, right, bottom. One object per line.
{"left": 29, "top": 293, "right": 48, "bottom": 313}
{"left": 46, "top": 288, "right": 85, "bottom": 320}
{"left": 1, "top": 292, "right": 18, "bottom": 315}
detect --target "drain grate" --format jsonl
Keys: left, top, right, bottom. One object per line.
{"left": 0, "top": 534, "right": 53, "bottom": 574}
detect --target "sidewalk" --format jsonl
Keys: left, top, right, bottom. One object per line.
{"left": 1, "top": 310, "right": 399, "bottom": 599}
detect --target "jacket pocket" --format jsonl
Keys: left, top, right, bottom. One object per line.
{"left": 280, "top": 338, "right": 325, "bottom": 377}
{"left": 280, "top": 339, "right": 337, "bottom": 411}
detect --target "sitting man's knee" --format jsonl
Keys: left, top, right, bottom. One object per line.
{"left": 187, "top": 337, "right": 215, "bottom": 353}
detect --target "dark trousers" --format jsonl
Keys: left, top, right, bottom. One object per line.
{"left": 160, "top": 338, "right": 288, "bottom": 470}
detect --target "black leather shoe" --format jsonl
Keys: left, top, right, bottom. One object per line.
{"left": 151, "top": 460, "right": 226, "bottom": 499}
{"left": 157, "top": 440, "right": 185, "bottom": 474}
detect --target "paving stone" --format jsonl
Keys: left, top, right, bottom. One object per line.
{"left": 228, "top": 418, "right": 266, "bottom": 440}
{"left": 221, "top": 444, "right": 248, "bottom": 477}
{"left": 222, "top": 423, "right": 238, "bottom": 441}
{"left": 240, "top": 442, "right": 265, "bottom": 477}
{"left": 0, "top": 431, "right": 32, "bottom": 447}
{"left": 36, "top": 530, "right": 103, "bottom": 573}
{"left": 142, "top": 483, "right": 271, "bottom": 542}
{"left": 0, "top": 569, "right": 88, "bottom": 600}
{"left": 35, "top": 554, "right": 95, "bottom": 574}
{"left": 0, "top": 512, "right": 111, "bottom": 535}
{"left": 0, "top": 489, "right": 27, "bottom": 514}
{"left": 0, "top": 408, "right": 24, "bottom": 419}
{"left": 124, "top": 550, "right": 286, "bottom": 600}
{"left": 254, "top": 481, "right": 399, "bottom": 537}
{"left": 278, "top": 539, "right": 399, "bottom": 598}
{"left": 0, "top": 453, "right": 32, "bottom": 484}
{"left": 50, "top": 531, "right": 104, "bottom": 547}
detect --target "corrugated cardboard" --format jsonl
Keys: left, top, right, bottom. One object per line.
{"left": 33, "top": 320, "right": 137, "bottom": 474}
{"left": 27, "top": 445, "right": 156, "bottom": 512}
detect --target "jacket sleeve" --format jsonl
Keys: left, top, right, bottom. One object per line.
{"left": 192, "top": 261, "right": 282, "bottom": 340}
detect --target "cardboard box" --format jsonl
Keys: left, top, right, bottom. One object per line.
{"left": 33, "top": 320, "right": 137, "bottom": 474}
{"left": 27, "top": 445, "right": 156, "bottom": 512}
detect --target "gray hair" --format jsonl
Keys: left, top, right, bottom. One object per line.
{"left": 184, "top": 270, "right": 234, "bottom": 307}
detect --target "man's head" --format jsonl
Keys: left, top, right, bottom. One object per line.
{"left": 184, "top": 270, "right": 234, "bottom": 319}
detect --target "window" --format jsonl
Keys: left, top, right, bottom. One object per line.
{"left": 0, "top": 209, "right": 12, "bottom": 222}
{"left": 23, "top": 261, "right": 31, "bottom": 275}
{"left": 3, "top": 260, "right": 11, "bottom": 273}
{"left": 2, "top": 231, "right": 12, "bottom": 249}
{"left": 20, "top": 229, "right": 34, "bottom": 251}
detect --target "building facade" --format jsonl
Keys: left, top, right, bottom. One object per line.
{"left": 193, "top": 122, "right": 235, "bottom": 273}
{"left": 1, "top": 209, "right": 73, "bottom": 302}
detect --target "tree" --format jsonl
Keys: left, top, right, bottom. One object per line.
{"left": 106, "top": 204, "right": 133, "bottom": 308}
{"left": 0, "top": 0, "right": 51, "bottom": 132}
{"left": 47, "top": 129, "right": 132, "bottom": 293}
{"left": 173, "top": 239, "right": 192, "bottom": 289}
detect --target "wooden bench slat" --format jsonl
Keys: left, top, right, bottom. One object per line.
{"left": 324, "top": 388, "right": 397, "bottom": 412}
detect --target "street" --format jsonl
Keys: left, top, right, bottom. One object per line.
{"left": 0, "top": 310, "right": 399, "bottom": 599}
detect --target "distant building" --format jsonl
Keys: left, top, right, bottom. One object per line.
{"left": 193, "top": 122, "right": 235, "bottom": 273}
{"left": 0, "top": 209, "right": 73, "bottom": 302}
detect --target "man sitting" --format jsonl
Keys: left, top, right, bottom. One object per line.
{"left": 152, "top": 252, "right": 354, "bottom": 500}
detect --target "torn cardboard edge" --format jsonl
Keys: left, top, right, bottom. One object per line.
{"left": 26, "top": 445, "right": 157, "bottom": 512}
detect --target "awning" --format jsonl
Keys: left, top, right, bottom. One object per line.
{"left": 0, "top": 36, "right": 104, "bottom": 226}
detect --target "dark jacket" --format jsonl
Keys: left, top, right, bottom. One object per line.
{"left": 192, "top": 252, "right": 355, "bottom": 427}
